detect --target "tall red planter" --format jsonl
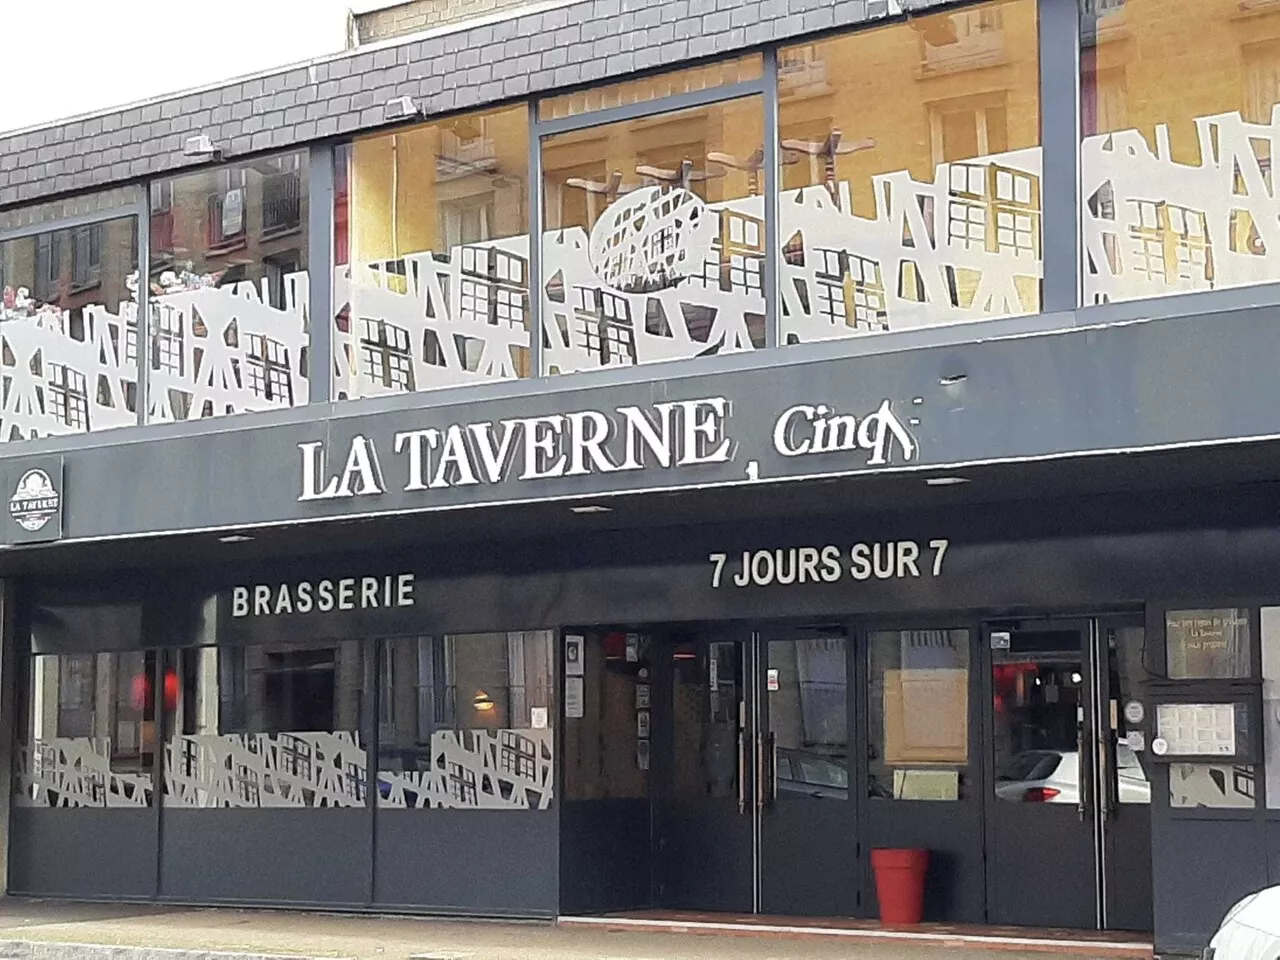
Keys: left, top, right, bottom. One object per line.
{"left": 870, "top": 847, "right": 929, "bottom": 925}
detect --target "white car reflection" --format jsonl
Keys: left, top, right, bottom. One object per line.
{"left": 994, "top": 742, "right": 1151, "bottom": 804}
{"left": 1205, "top": 886, "right": 1280, "bottom": 960}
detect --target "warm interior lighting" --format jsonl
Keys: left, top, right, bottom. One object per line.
{"left": 473, "top": 690, "right": 496, "bottom": 712}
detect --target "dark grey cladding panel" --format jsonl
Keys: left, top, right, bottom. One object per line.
{"left": 0, "top": 0, "right": 955, "bottom": 207}
{"left": 2, "top": 304, "right": 1280, "bottom": 547}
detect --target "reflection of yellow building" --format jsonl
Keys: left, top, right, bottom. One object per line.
{"left": 1086, "top": 0, "right": 1280, "bottom": 157}
{"left": 778, "top": 0, "right": 1040, "bottom": 222}
{"left": 346, "top": 106, "right": 529, "bottom": 263}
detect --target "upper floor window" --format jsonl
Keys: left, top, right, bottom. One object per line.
{"left": 0, "top": 213, "right": 139, "bottom": 442}
{"left": 333, "top": 105, "right": 530, "bottom": 400}
{"left": 149, "top": 152, "right": 310, "bottom": 423}
{"left": 776, "top": 0, "right": 1041, "bottom": 347}
{"left": 1081, "top": 0, "right": 1280, "bottom": 305}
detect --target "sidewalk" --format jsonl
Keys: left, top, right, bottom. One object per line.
{"left": 0, "top": 900, "right": 1151, "bottom": 960}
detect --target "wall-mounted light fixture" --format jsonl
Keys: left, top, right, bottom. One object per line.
{"left": 384, "top": 95, "right": 422, "bottom": 121}
{"left": 182, "top": 134, "right": 223, "bottom": 160}
{"left": 473, "top": 690, "right": 496, "bottom": 712}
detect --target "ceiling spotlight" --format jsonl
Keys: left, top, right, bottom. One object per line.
{"left": 939, "top": 373, "right": 968, "bottom": 386}
{"left": 570, "top": 504, "right": 612, "bottom": 514}
{"left": 384, "top": 95, "right": 422, "bottom": 120}
{"left": 182, "top": 134, "right": 222, "bottom": 160}
{"left": 924, "top": 477, "right": 970, "bottom": 487}
{"left": 218, "top": 534, "right": 254, "bottom": 543}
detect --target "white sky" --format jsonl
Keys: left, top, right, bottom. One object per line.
{"left": 1, "top": 0, "right": 355, "bottom": 134}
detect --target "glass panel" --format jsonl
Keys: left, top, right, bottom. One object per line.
{"left": 0, "top": 215, "right": 139, "bottom": 440}
{"left": 14, "top": 651, "right": 155, "bottom": 807}
{"left": 1081, "top": 1, "right": 1280, "bottom": 304}
{"left": 563, "top": 631, "right": 650, "bottom": 800}
{"left": 334, "top": 105, "right": 530, "bottom": 399}
{"left": 538, "top": 56, "right": 763, "bottom": 120}
{"left": 0, "top": 186, "right": 142, "bottom": 232}
{"left": 1165, "top": 608, "right": 1251, "bottom": 680}
{"left": 992, "top": 629, "right": 1084, "bottom": 804}
{"left": 1264, "top": 607, "right": 1280, "bottom": 808}
{"left": 1109, "top": 625, "right": 1151, "bottom": 804}
{"left": 870, "top": 630, "right": 969, "bottom": 801}
{"left": 163, "top": 641, "right": 366, "bottom": 808}
{"left": 776, "top": 0, "right": 1041, "bottom": 345}
{"left": 671, "top": 638, "right": 740, "bottom": 801}
{"left": 148, "top": 152, "right": 309, "bottom": 422}
{"left": 377, "top": 631, "right": 554, "bottom": 809}
{"left": 768, "top": 637, "right": 847, "bottom": 801}
{"left": 1169, "top": 764, "right": 1256, "bottom": 809}
{"left": 541, "top": 95, "right": 766, "bottom": 375}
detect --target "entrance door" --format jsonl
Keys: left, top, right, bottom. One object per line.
{"left": 650, "top": 626, "right": 858, "bottom": 916}
{"left": 757, "top": 628, "right": 859, "bottom": 917}
{"left": 985, "top": 618, "right": 1152, "bottom": 930}
{"left": 652, "top": 630, "right": 755, "bottom": 912}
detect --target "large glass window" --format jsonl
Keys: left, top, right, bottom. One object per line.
{"left": 541, "top": 95, "right": 767, "bottom": 375}
{"left": 334, "top": 106, "right": 530, "bottom": 399}
{"left": 1082, "top": 0, "right": 1280, "bottom": 304}
{"left": 15, "top": 650, "right": 154, "bottom": 808}
{"left": 777, "top": 0, "right": 1041, "bottom": 344}
{"left": 563, "top": 631, "right": 650, "bottom": 801}
{"left": 0, "top": 216, "right": 139, "bottom": 441}
{"left": 148, "top": 152, "right": 309, "bottom": 422}
{"left": 1263, "top": 607, "right": 1280, "bottom": 809}
{"left": 377, "top": 632, "right": 554, "bottom": 809}
{"left": 163, "top": 641, "right": 367, "bottom": 808}
{"left": 869, "top": 630, "right": 970, "bottom": 801}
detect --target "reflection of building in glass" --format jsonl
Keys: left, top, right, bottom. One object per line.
{"left": 359, "top": 318, "right": 414, "bottom": 390}
{"left": 573, "top": 286, "right": 636, "bottom": 366}
{"left": 244, "top": 333, "right": 294, "bottom": 406}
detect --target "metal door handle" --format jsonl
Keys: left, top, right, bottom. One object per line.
{"left": 1077, "top": 724, "right": 1088, "bottom": 823}
{"left": 737, "top": 732, "right": 746, "bottom": 814}
{"left": 770, "top": 734, "right": 779, "bottom": 803}
{"left": 756, "top": 732, "right": 767, "bottom": 811}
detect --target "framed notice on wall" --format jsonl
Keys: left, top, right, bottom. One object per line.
{"left": 1165, "top": 609, "right": 1251, "bottom": 680}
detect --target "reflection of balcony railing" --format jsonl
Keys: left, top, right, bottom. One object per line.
{"left": 777, "top": 47, "right": 829, "bottom": 96}
{"left": 436, "top": 137, "right": 497, "bottom": 180}
{"left": 918, "top": 9, "right": 1007, "bottom": 76}
{"left": 262, "top": 173, "right": 302, "bottom": 238}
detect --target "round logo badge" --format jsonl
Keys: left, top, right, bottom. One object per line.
{"left": 9, "top": 468, "right": 60, "bottom": 532}
{"left": 1151, "top": 737, "right": 1169, "bottom": 756}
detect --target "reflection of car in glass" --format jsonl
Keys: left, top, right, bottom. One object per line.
{"left": 777, "top": 748, "right": 848, "bottom": 800}
{"left": 994, "top": 742, "right": 1150, "bottom": 804}
{"left": 1204, "top": 885, "right": 1280, "bottom": 959}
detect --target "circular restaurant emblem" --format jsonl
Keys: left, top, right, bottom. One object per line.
{"left": 9, "top": 468, "right": 60, "bottom": 532}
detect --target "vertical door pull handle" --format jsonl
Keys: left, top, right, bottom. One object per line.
{"left": 770, "top": 733, "right": 779, "bottom": 803}
{"left": 737, "top": 732, "right": 746, "bottom": 814}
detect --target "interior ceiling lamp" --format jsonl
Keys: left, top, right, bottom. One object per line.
{"left": 473, "top": 690, "right": 496, "bottom": 712}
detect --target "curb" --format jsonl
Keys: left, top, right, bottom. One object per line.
{"left": 0, "top": 942, "right": 356, "bottom": 960}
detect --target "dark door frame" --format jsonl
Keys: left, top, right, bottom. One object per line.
{"left": 979, "top": 611, "right": 1152, "bottom": 931}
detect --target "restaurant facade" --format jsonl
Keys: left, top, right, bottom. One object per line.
{"left": 2, "top": 0, "right": 1280, "bottom": 955}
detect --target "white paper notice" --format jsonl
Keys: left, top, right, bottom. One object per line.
{"left": 531, "top": 707, "right": 548, "bottom": 729}
{"left": 564, "top": 677, "right": 585, "bottom": 718}
{"left": 1156, "top": 702, "right": 1236, "bottom": 756}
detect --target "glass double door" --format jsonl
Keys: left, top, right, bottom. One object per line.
{"left": 650, "top": 626, "right": 857, "bottom": 916}
{"left": 985, "top": 618, "right": 1153, "bottom": 931}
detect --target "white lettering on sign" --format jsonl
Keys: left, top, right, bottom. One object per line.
{"left": 231, "top": 573, "right": 415, "bottom": 618}
{"left": 708, "top": 540, "right": 949, "bottom": 588}
{"left": 298, "top": 398, "right": 737, "bottom": 501}
{"left": 772, "top": 399, "right": 916, "bottom": 466}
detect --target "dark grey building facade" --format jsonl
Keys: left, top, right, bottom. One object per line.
{"left": 1, "top": 0, "right": 1279, "bottom": 954}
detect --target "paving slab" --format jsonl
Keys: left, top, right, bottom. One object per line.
{"left": 0, "top": 900, "right": 1141, "bottom": 960}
